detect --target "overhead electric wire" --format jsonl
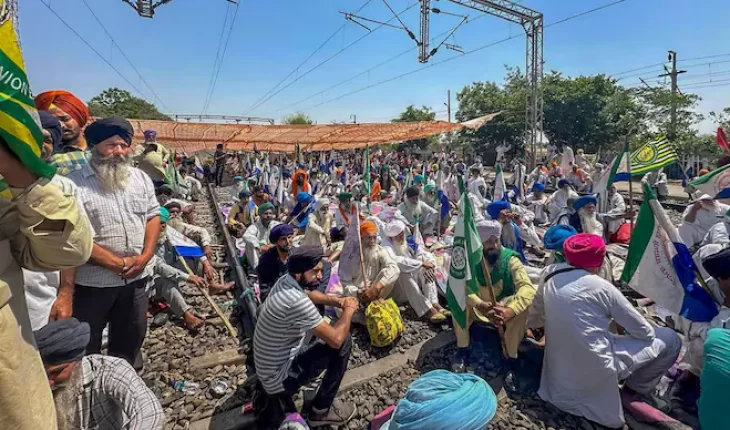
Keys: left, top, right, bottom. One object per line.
{"left": 295, "top": 0, "right": 629, "bottom": 114}
{"left": 201, "top": 3, "right": 232, "bottom": 113}
{"left": 242, "top": 0, "right": 374, "bottom": 115}
{"left": 78, "top": 0, "right": 170, "bottom": 111}
{"left": 243, "top": 1, "right": 420, "bottom": 115}
{"left": 202, "top": 1, "right": 241, "bottom": 115}
{"left": 37, "top": 0, "right": 148, "bottom": 99}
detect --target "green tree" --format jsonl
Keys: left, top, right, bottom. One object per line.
{"left": 392, "top": 105, "right": 437, "bottom": 151}
{"left": 87, "top": 88, "right": 171, "bottom": 120}
{"left": 282, "top": 112, "right": 313, "bottom": 125}
{"left": 710, "top": 107, "right": 730, "bottom": 131}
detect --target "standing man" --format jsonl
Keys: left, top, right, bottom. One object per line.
{"left": 0, "top": 136, "right": 93, "bottom": 430}
{"left": 66, "top": 117, "right": 161, "bottom": 367}
{"left": 35, "top": 90, "right": 91, "bottom": 176}
{"left": 133, "top": 129, "right": 170, "bottom": 183}
{"left": 214, "top": 143, "right": 227, "bottom": 187}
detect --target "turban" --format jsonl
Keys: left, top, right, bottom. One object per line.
{"left": 314, "top": 197, "right": 330, "bottom": 211}
{"left": 486, "top": 200, "right": 510, "bottom": 220}
{"left": 384, "top": 220, "right": 407, "bottom": 237}
{"left": 238, "top": 190, "right": 251, "bottom": 199}
{"left": 699, "top": 168, "right": 710, "bottom": 176}
{"left": 477, "top": 220, "right": 502, "bottom": 242}
{"left": 34, "top": 90, "right": 89, "bottom": 126}
{"left": 558, "top": 179, "right": 569, "bottom": 188}
{"left": 406, "top": 186, "right": 420, "bottom": 198}
{"left": 287, "top": 245, "right": 324, "bottom": 274}
{"left": 382, "top": 370, "right": 496, "bottom": 430}
{"left": 572, "top": 195, "right": 597, "bottom": 211}
{"left": 338, "top": 192, "right": 353, "bottom": 202}
{"left": 703, "top": 247, "right": 730, "bottom": 280}
{"left": 159, "top": 207, "right": 170, "bottom": 223}
{"left": 233, "top": 175, "right": 243, "bottom": 182}
{"left": 543, "top": 224, "right": 577, "bottom": 251}
{"left": 156, "top": 184, "right": 174, "bottom": 196}
{"left": 563, "top": 233, "right": 606, "bottom": 269}
{"left": 531, "top": 183, "right": 545, "bottom": 193}
{"left": 38, "top": 110, "right": 63, "bottom": 151}
{"left": 163, "top": 201, "right": 182, "bottom": 211}
{"left": 84, "top": 116, "right": 134, "bottom": 147}
{"left": 283, "top": 170, "right": 292, "bottom": 179}
{"left": 296, "top": 192, "right": 313, "bottom": 204}
{"left": 143, "top": 129, "right": 157, "bottom": 138}
{"left": 413, "top": 174, "right": 425, "bottom": 184}
{"left": 360, "top": 220, "right": 378, "bottom": 236}
{"left": 34, "top": 318, "right": 90, "bottom": 366}
{"left": 269, "top": 224, "right": 294, "bottom": 243}
{"left": 424, "top": 184, "right": 436, "bottom": 193}
{"left": 257, "top": 202, "right": 275, "bottom": 215}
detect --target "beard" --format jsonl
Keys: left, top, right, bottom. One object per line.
{"left": 90, "top": 149, "right": 133, "bottom": 193}
{"left": 362, "top": 243, "right": 377, "bottom": 262}
{"left": 579, "top": 210, "right": 604, "bottom": 235}
{"left": 296, "top": 273, "right": 320, "bottom": 290}
{"left": 52, "top": 366, "right": 83, "bottom": 430}
{"left": 485, "top": 248, "right": 501, "bottom": 266}
{"left": 391, "top": 239, "right": 408, "bottom": 257}
{"left": 405, "top": 201, "right": 422, "bottom": 218}
{"left": 167, "top": 216, "right": 183, "bottom": 229}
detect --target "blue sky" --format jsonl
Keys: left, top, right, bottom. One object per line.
{"left": 20, "top": 0, "right": 730, "bottom": 132}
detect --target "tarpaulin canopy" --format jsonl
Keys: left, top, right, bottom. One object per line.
{"left": 115, "top": 112, "right": 500, "bottom": 153}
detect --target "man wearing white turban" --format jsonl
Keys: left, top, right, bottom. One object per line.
{"left": 303, "top": 198, "right": 333, "bottom": 249}
{"left": 381, "top": 220, "right": 448, "bottom": 323}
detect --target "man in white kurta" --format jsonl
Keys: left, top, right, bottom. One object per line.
{"left": 601, "top": 185, "right": 628, "bottom": 238}
{"left": 381, "top": 220, "right": 447, "bottom": 322}
{"left": 524, "top": 183, "right": 549, "bottom": 226}
{"left": 398, "top": 186, "right": 438, "bottom": 237}
{"left": 528, "top": 234, "right": 681, "bottom": 428}
{"left": 642, "top": 169, "right": 669, "bottom": 201}
{"left": 240, "top": 204, "right": 281, "bottom": 269}
{"left": 678, "top": 195, "right": 730, "bottom": 247}
{"left": 547, "top": 179, "right": 578, "bottom": 223}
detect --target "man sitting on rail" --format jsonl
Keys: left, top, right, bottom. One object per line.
{"left": 253, "top": 246, "right": 357, "bottom": 428}
{"left": 241, "top": 203, "right": 281, "bottom": 270}
{"left": 528, "top": 233, "right": 681, "bottom": 429}
{"left": 227, "top": 190, "right": 256, "bottom": 237}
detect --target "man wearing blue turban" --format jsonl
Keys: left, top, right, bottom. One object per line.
{"left": 487, "top": 201, "right": 526, "bottom": 263}
{"left": 525, "top": 182, "right": 549, "bottom": 225}
{"left": 569, "top": 195, "right": 603, "bottom": 237}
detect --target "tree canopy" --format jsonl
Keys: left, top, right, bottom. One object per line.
{"left": 392, "top": 105, "right": 437, "bottom": 151}
{"left": 282, "top": 112, "right": 313, "bottom": 125}
{"left": 87, "top": 88, "right": 171, "bottom": 121}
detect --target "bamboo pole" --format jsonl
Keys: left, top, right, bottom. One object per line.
{"left": 626, "top": 138, "right": 635, "bottom": 231}
{"left": 177, "top": 256, "right": 237, "bottom": 337}
{"left": 354, "top": 204, "right": 369, "bottom": 290}
{"left": 480, "top": 258, "right": 509, "bottom": 358}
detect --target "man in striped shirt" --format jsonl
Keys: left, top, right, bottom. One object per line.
{"left": 253, "top": 245, "right": 357, "bottom": 428}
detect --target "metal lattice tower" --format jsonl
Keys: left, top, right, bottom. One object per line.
{"left": 428, "top": 0, "right": 544, "bottom": 167}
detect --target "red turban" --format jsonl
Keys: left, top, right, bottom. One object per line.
{"left": 563, "top": 233, "right": 606, "bottom": 269}
{"left": 360, "top": 220, "right": 378, "bottom": 236}
{"left": 34, "top": 90, "right": 89, "bottom": 126}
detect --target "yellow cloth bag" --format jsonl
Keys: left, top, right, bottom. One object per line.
{"left": 365, "top": 298, "right": 404, "bottom": 347}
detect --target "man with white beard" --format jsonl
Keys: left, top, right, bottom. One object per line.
{"left": 339, "top": 221, "right": 400, "bottom": 324}
{"left": 679, "top": 194, "right": 730, "bottom": 247}
{"left": 66, "top": 117, "right": 161, "bottom": 368}
{"left": 398, "top": 186, "right": 438, "bottom": 237}
{"left": 381, "top": 220, "right": 448, "bottom": 323}
{"left": 602, "top": 185, "right": 629, "bottom": 239}
{"left": 567, "top": 195, "right": 604, "bottom": 237}
{"left": 546, "top": 179, "right": 578, "bottom": 222}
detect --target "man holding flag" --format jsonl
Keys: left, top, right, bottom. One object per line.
{"left": 447, "top": 177, "right": 536, "bottom": 372}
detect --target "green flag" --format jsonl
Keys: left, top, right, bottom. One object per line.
{"left": 446, "top": 176, "right": 484, "bottom": 328}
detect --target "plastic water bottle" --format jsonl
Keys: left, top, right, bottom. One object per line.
{"left": 170, "top": 379, "right": 200, "bottom": 394}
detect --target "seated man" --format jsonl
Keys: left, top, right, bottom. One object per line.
{"left": 452, "top": 220, "right": 536, "bottom": 371}
{"left": 241, "top": 203, "right": 281, "bottom": 269}
{"left": 227, "top": 190, "right": 256, "bottom": 237}
{"left": 399, "top": 186, "right": 438, "bottom": 236}
{"left": 253, "top": 246, "right": 357, "bottom": 428}
{"left": 524, "top": 183, "right": 548, "bottom": 226}
{"left": 602, "top": 185, "right": 628, "bottom": 240}
{"left": 381, "top": 220, "right": 447, "bottom": 323}
{"left": 566, "top": 165, "right": 587, "bottom": 192}
{"left": 338, "top": 221, "right": 400, "bottom": 324}
{"left": 36, "top": 318, "right": 165, "bottom": 430}
{"left": 164, "top": 202, "right": 215, "bottom": 261}
{"left": 486, "top": 201, "right": 526, "bottom": 262}
{"left": 528, "top": 233, "right": 681, "bottom": 429}
{"left": 542, "top": 224, "right": 577, "bottom": 265}
{"left": 333, "top": 192, "right": 353, "bottom": 234}
{"left": 702, "top": 209, "right": 730, "bottom": 246}
{"left": 699, "top": 328, "right": 730, "bottom": 430}
{"left": 546, "top": 179, "right": 577, "bottom": 222}
{"left": 178, "top": 167, "right": 202, "bottom": 201}
{"left": 679, "top": 195, "right": 729, "bottom": 247}
{"left": 568, "top": 195, "right": 604, "bottom": 237}
{"left": 230, "top": 175, "right": 245, "bottom": 203}
{"left": 257, "top": 224, "right": 295, "bottom": 299}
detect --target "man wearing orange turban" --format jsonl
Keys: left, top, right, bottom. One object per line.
{"left": 35, "top": 90, "right": 89, "bottom": 151}
{"left": 291, "top": 169, "right": 311, "bottom": 196}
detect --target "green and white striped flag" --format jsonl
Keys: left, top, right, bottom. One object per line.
{"left": 446, "top": 176, "right": 484, "bottom": 328}
{"left": 628, "top": 137, "right": 678, "bottom": 176}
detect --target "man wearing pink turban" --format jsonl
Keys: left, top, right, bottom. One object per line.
{"left": 527, "top": 233, "right": 681, "bottom": 428}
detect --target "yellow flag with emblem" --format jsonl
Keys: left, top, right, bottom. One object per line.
{"left": 0, "top": 1, "right": 56, "bottom": 197}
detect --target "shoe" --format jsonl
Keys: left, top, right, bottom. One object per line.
{"left": 307, "top": 399, "right": 357, "bottom": 426}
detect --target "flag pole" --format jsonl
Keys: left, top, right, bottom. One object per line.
{"left": 625, "top": 136, "right": 635, "bottom": 231}
{"left": 480, "top": 258, "right": 509, "bottom": 358}
{"left": 354, "top": 204, "right": 368, "bottom": 290}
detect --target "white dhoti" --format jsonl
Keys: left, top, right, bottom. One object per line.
{"left": 613, "top": 327, "right": 682, "bottom": 394}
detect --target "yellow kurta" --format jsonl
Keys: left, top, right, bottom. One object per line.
{"left": 454, "top": 256, "right": 536, "bottom": 358}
